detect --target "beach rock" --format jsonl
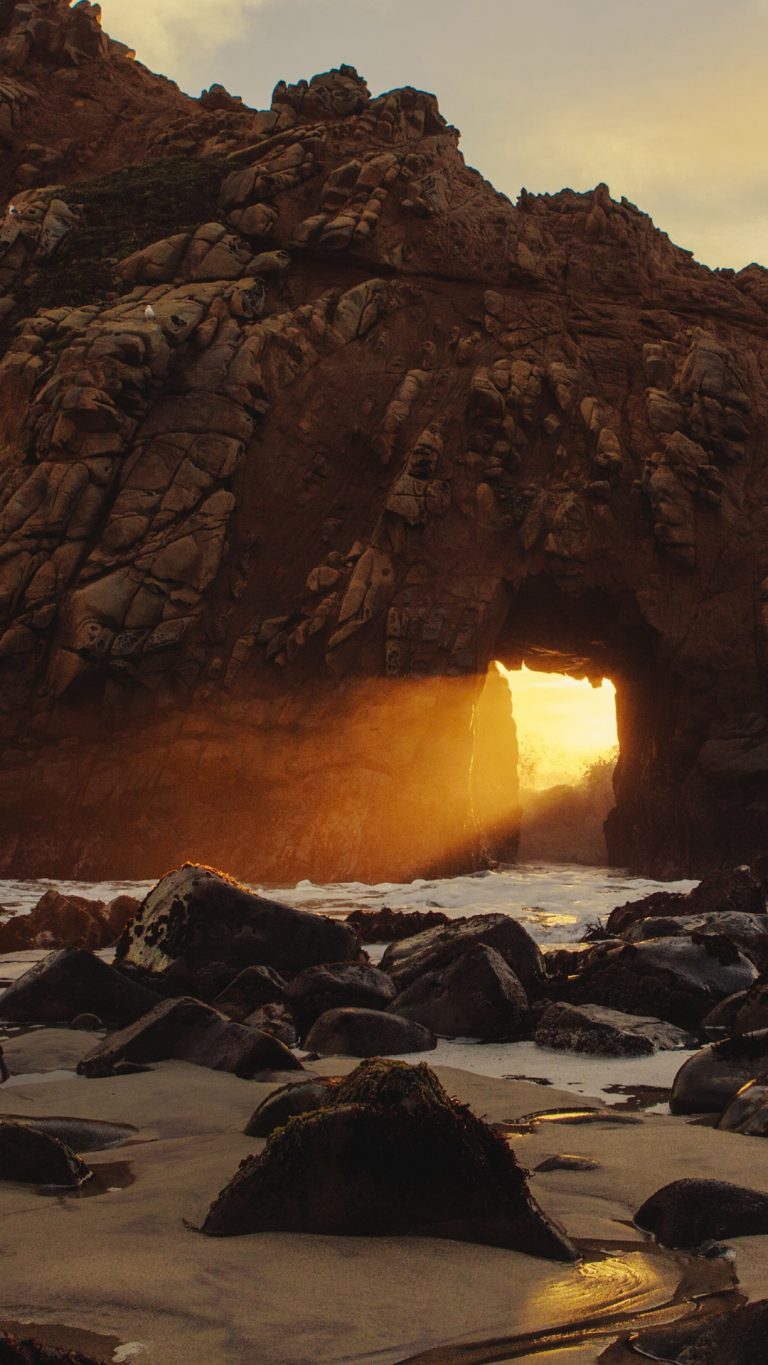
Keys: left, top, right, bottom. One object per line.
{"left": 0, "top": 1121, "right": 91, "bottom": 1188}
{"left": 116, "top": 865, "right": 358, "bottom": 979}
{"left": 390, "top": 944, "right": 528, "bottom": 1040}
{"left": 700, "top": 990, "right": 750, "bottom": 1035}
{"left": 244, "top": 1078, "right": 337, "bottom": 1137}
{"left": 671, "top": 1029, "right": 768, "bottom": 1113}
{"left": 243, "top": 1003, "right": 297, "bottom": 1046}
{"left": 534, "top": 1001, "right": 694, "bottom": 1056}
{"left": 204, "top": 1059, "right": 577, "bottom": 1259}
{"left": 345, "top": 907, "right": 451, "bottom": 943}
{"left": 622, "top": 910, "right": 768, "bottom": 970}
{"left": 635, "top": 1177, "right": 768, "bottom": 1248}
{"left": 627, "top": 1300, "right": 768, "bottom": 1365}
{"left": 0, "top": 890, "right": 110, "bottom": 953}
{"left": 286, "top": 962, "right": 397, "bottom": 1033}
{"left": 77, "top": 996, "right": 302, "bottom": 1078}
{"left": 0, "top": 1334, "right": 104, "bottom": 1364}
{"left": 717, "top": 1078, "right": 768, "bottom": 1135}
{"left": 381, "top": 914, "right": 545, "bottom": 994}
{"left": 731, "top": 976, "right": 768, "bottom": 1033}
{"left": 212, "top": 965, "right": 287, "bottom": 1021}
{"left": 606, "top": 866, "right": 766, "bottom": 936}
{"left": 0, "top": 1115, "right": 136, "bottom": 1152}
{"left": 569, "top": 936, "right": 757, "bottom": 1029}
{"left": 0, "top": 948, "right": 161, "bottom": 1025}
{"left": 69, "top": 1013, "right": 103, "bottom": 1030}
{"left": 304, "top": 1006, "right": 436, "bottom": 1056}
{"left": 104, "top": 894, "right": 140, "bottom": 939}
{"left": 534, "top": 1154, "right": 601, "bottom": 1172}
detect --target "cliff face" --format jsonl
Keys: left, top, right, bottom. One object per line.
{"left": 0, "top": 0, "right": 766, "bottom": 881}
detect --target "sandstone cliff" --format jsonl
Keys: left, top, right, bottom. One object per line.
{"left": 0, "top": 0, "right": 766, "bottom": 881}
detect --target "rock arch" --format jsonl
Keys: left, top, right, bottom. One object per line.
{"left": 0, "top": 12, "right": 766, "bottom": 879}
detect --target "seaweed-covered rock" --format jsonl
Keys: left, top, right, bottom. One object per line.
{"left": 116, "top": 864, "right": 358, "bottom": 980}
{"left": 204, "top": 1059, "right": 577, "bottom": 1259}
{"left": 717, "top": 1079, "right": 768, "bottom": 1135}
{"left": 569, "top": 936, "right": 757, "bottom": 1030}
{"left": 212, "top": 965, "right": 287, "bottom": 1022}
{"left": 77, "top": 996, "right": 302, "bottom": 1078}
{"left": 0, "top": 1121, "right": 91, "bottom": 1188}
{"left": 285, "top": 962, "right": 396, "bottom": 1033}
{"left": 534, "top": 1001, "right": 694, "bottom": 1056}
{"left": 244, "top": 1078, "right": 337, "bottom": 1137}
{"left": 0, "top": 948, "right": 161, "bottom": 1025}
{"left": 626, "top": 1300, "right": 768, "bottom": 1365}
{"left": 380, "top": 914, "right": 545, "bottom": 993}
{"left": 304, "top": 1006, "right": 435, "bottom": 1056}
{"left": 635, "top": 1178, "right": 768, "bottom": 1248}
{"left": 390, "top": 944, "right": 528, "bottom": 1040}
{"left": 670, "top": 1029, "right": 768, "bottom": 1113}
{"left": 606, "top": 867, "right": 766, "bottom": 936}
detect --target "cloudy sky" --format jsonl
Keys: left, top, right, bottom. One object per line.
{"left": 98, "top": 0, "right": 767, "bottom": 271}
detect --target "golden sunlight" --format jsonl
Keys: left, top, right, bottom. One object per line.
{"left": 494, "top": 663, "right": 617, "bottom": 790}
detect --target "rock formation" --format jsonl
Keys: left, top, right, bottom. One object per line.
{"left": 1, "top": 0, "right": 768, "bottom": 879}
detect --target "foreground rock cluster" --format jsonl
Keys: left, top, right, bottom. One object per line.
{"left": 0, "top": 2, "right": 768, "bottom": 882}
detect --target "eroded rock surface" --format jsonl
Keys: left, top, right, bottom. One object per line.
{"left": 1, "top": 4, "right": 768, "bottom": 882}
{"left": 534, "top": 1001, "right": 694, "bottom": 1056}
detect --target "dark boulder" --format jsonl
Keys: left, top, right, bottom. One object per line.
{"left": 390, "top": 944, "right": 528, "bottom": 1040}
{"left": 304, "top": 1006, "right": 436, "bottom": 1056}
{"left": 0, "top": 890, "right": 110, "bottom": 953}
{"left": 0, "top": 1334, "right": 104, "bottom": 1364}
{"left": 534, "top": 1001, "right": 694, "bottom": 1056}
{"left": 286, "top": 962, "right": 397, "bottom": 1033}
{"left": 243, "top": 1003, "right": 297, "bottom": 1047}
{"left": 380, "top": 913, "right": 545, "bottom": 994}
{"left": 203, "top": 1058, "right": 577, "bottom": 1260}
{"left": 635, "top": 1177, "right": 768, "bottom": 1247}
{"left": 626, "top": 1301, "right": 768, "bottom": 1365}
{"left": 345, "top": 906, "right": 450, "bottom": 943}
{"left": 671, "top": 1030, "right": 768, "bottom": 1113}
{"left": 731, "top": 976, "right": 768, "bottom": 1034}
{"left": 622, "top": 910, "right": 768, "bottom": 970}
{"left": 0, "top": 1121, "right": 91, "bottom": 1187}
{"left": 0, "top": 1115, "right": 136, "bottom": 1151}
{"left": 606, "top": 866, "right": 766, "bottom": 936}
{"left": 569, "top": 935, "right": 757, "bottom": 1030}
{"left": 717, "top": 1078, "right": 768, "bottom": 1135}
{"left": 212, "top": 965, "right": 287, "bottom": 1021}
{"left": 0, "top": 948, "right": 161, "bottom": 1025}
{"left": 104, "top": 894, "right": 141, "bottom": 939}
{"left": 77, "top": 996, "right": 303, "bottom": 1078}
{"left": 244, "top": 1078, "right": 337, "bottom": 1137}
{"left": 115, "top": 863, "right": 358, "bottom": 980}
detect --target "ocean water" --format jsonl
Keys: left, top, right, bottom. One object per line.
{"left": 0, "top": 863, "right": 698, "bottom": 943}
{"left": 0, "top": 864, "right": 701, "bottom": 1107}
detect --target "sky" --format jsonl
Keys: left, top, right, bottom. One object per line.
{"left": 495, "top": 666, "right": 617, "bottom": 789}
{"left": 97, "top": 0, "right": 768, "bottom": 271}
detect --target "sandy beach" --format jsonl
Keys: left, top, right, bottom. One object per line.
{"left": 0, "top": 1025, "right": 765, "bottom": 1365}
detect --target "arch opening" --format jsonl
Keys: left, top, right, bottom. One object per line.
{"left": 496, "top": 663, "right": 618, "bottom": 865}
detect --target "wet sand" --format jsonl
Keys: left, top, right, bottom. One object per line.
{"left": 0, "top": 1029, "right": 766, "bottom": 1364}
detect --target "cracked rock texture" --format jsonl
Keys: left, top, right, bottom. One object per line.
{"left": 0, "top": 0, "right": 767, "bottom": 881}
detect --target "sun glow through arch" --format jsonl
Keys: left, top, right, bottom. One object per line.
{"left": 494, "top": 662, "right": 618, "bottom": 791}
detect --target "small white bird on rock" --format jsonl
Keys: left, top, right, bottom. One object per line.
{"left": 144, "top": 304, "right": 156, "bottom": 323}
